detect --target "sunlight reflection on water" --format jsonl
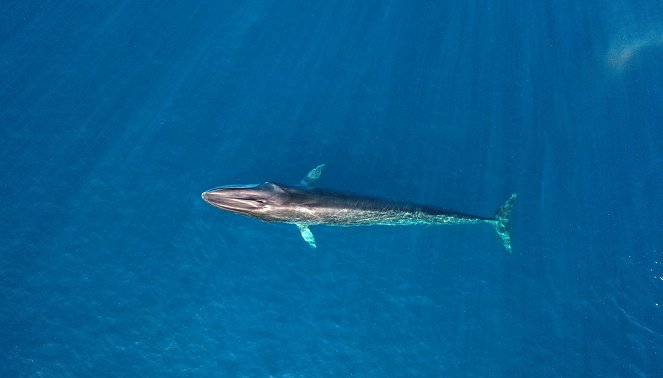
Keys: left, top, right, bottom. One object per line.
{"left": 607, "top": 30, "right": 663, "bottom": 71}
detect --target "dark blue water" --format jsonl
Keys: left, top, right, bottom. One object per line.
{"left": 2, "top": 1, "right": 662, "bottom": 376}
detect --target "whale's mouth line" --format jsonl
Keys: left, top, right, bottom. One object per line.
{"left": 201, "top": 190, "right": 265, "bottom": 214}
{"left": 216, "top": 184, "right": 260, "bottom": 189}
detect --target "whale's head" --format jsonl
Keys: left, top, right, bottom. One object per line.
{"left": 201, "top": 182, "right": 291, "bottom": 221}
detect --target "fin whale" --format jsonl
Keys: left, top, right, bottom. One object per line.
{"left": 202, "top": 164, "right": 516, "bottom": 252}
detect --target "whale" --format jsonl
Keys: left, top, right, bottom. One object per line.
{"left": 202, "top": 164, "right": 516, "bottom": 252}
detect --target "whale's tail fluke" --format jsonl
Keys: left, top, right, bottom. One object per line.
{"left": 493, "top": 193, "right": 517, "bottom": 253}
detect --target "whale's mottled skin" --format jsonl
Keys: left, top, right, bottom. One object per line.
{"left": 202, "top": 164, "right": 516, "bottom": 251}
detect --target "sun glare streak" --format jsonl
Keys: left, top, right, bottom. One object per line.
{"left": 607, "top": 31, "right": 663, "bottom": 71}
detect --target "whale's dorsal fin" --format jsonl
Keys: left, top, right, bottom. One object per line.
{"left": 296, "top": 224, "right": 317, "bottom": 248}
{"left": 299, "top": 164, "right": 325, "bottom": 187}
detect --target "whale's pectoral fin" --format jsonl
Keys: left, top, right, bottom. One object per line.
{"left": 296, "top": 224, "right": 317, "bottom": 248}
{"left": 299, "top": 164, "right": 325, "bottom": 187}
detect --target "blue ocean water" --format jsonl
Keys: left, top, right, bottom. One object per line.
{"left": 2, "top": 1, "right": 662, "bottom": 376}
